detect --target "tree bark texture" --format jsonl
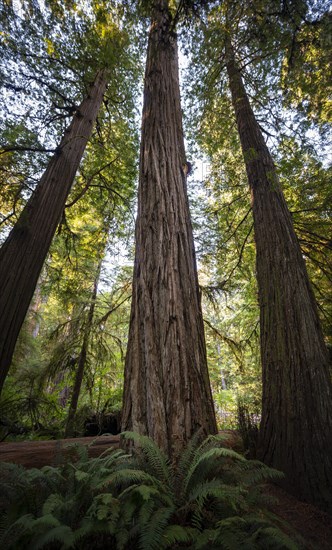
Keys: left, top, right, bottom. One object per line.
{"left": 121, "top": 0, "right": 217, "bottom": 459}
{"left": 226, "top": 39, "right": 332, "bottom": 512}
{"left": 0, "top": 70, "right": 108, "bottom": 395}
{"left": 65, "top": 261, "right": 101, "bottom": 438}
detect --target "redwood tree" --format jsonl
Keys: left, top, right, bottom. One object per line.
{"left": 0, "top": 69, "right": 108, "bottom": 395}
{"left": 121, "top": 0, "right": 217, "bottom": 458}
{"left": 225, "top": 38, "right": 332, "bottom": 512}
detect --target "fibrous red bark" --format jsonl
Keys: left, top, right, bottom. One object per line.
{"left": 226, "top": 38, "right": 332, "bottom": 512}
{"left": 121, "top": 0, "right": 217, "bottom": 459}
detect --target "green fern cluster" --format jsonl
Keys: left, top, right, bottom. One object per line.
{"left": 0, "top": 443, "right": 125, "bottom": 548}
{"left": 0, "top": 432, "right": 301, "bottom": 549}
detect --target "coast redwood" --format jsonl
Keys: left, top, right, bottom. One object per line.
{"left": 0, "top": 69, "right": 108, "bottom": 395}
{"left": 121, "top": 0, "right": 217, "bottom": 458}
{"left": 225, "top": 37, "right": 332, "bottom": 512}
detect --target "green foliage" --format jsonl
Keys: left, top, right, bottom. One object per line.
{"left": 0, "top": 432, "right": 300, "bottom": 548}
{"left": 0, "top": 262, "right": 132, "bottom": 439}
{"left": 0, "top": 445, "right": 128, "bottom": 548}
{"left": 281, "top": 11, "right": 332, "bottom": 125}
{"left": 0, "top": 0, "right": 141, "bottom": 234}
{"left": 0, "top": 0, "right": 139, "bottom": 420}
{"left": 276, "top": 138, "right": 332, "bottom": 341}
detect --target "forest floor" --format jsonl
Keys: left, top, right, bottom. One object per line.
{"left": 0, "top": 433, "right": 331, "bottom": 549}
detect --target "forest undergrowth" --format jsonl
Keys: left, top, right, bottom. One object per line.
{"left": 0, "top": 431, "right": 303, "bottom": 550}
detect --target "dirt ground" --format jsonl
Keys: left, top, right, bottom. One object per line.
{"left": 266, "top": 484, "right": 332, "bottom": 549}
{"left": 1, "top": 434, "right": 331, "bottom": 549}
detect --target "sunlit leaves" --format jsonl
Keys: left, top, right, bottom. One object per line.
{"left": 281, "top": 11, "right": 332, "bottom": 125}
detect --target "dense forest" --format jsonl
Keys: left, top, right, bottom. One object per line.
{"left": 0, "top": 0, "right": 331, "bottom": 547}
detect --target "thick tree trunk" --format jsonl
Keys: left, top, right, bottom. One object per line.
{"left": 225, "top": 39, "right": 332, "bottom": 512}
{"left": 0, "top": 70, "right": 108, "bottom": 395}
{"left": 121, "top": 0, "right": 217, "bottom": 459}
{"left": 65, "top": 262, "right": 101, "bottom": 438}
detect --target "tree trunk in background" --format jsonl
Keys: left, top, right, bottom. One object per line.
{"left": 0, "top": 70, "right": 108, "bottom": 396}
{"left": 226, "top": 38, "right": 332, "bottom": 512}
{"left": 121, "top": 0, "right": 217, "bottom": 459}
{"left": 26, "top": 281, "right": 43, "bottom": 339}
{"left": 65, "top": 261, "right": 101, "bottom": 437}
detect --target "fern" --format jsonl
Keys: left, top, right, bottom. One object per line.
{"left": 100, "top": 467, "right": 161, "bottom": 490}
{"left": 235, "top": 459, "right": 285, "bottom": 486}
{"left": 213, "top": 516, "right": 299, "bottom": 550}
{"left": 0, "top": 513, "right": 33, "bottom": 550}
{"left": 0, "top": 445, "right": 124, "bottom": 548}
{"left": 88, "top": 492, "right": 120, "bottom": 521}
{"left": 160, "top": 524, "right": 198, "bottom": 548}
{"left": 175, "top": 428, "right": 205, "bottom": 481}
{"left": 0, "top": 434, "right": 301, "bottom": 549}
{"left": 188, "top": 479, "right": 247, "bottom": 513}
{"left": 41, "top": 493, "right": 64, "bottom": 516}
{"left": 182, "top": 446, "right": 245, "bottom": 497}
{"left": 248, "top": 525, "right": 299, "bottom": 549}
{"left": 28, "top": 524, "right": 75, "bottom": 550}
{"left": 121, "top": 431, "right": 172, "bottom": 488}
{"left": 139, "top": 506, "right": 175, "bottom": 550}
{"left": 192, "top": 528, "right": 221, "bottom": 549}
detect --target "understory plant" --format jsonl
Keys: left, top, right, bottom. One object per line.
{"left": 0, "top": 432, "right": 301, "bottom": 549}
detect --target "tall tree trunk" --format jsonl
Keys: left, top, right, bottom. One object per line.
{"left": 65, "top": 261, "right": 101, "bottom": 437}
{"left": 0, "top": 69, "right": 108, "bottom": 395}
{"left": 225, "top": 39, "right": 332, "bottom": 512}
{"left": 121, "top": 0, "right": 217, "bottom": 459}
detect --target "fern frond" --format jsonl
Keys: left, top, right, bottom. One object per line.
{"left": 160, "top": 524, "right": 198, "bottom": 549}
{"left": 175, "top": 429, "right": 205, "bottom": 481}
{"left": 29, "top": 525, "right": 75, "bottom": 550}
{"left": 40, "top": 465, "right": 66, "bottom": 480}
{"left": 139, "top": 505, "right": 174, "bottom": 550}
{"left": 188, "top": 479, "right": 247, "bottom": 513}
{"left": 248, "top": 524, "right": 299, "bottom": 549}
{"left": 0, "top": 513, "right": 32, "bottom": 550}
{"left": 86, "top": 449, "right": 129, "bottom": 476}
{"left": 183, "top": 447, "right": 245, "bottom": 497}
{"left": 192, "top": 528, "right": 220, "bottom": 549}
{"left": 70, "top": 516, "right": 105, "bottom": 543}
{"left": 114, "top": 526, "right": 132, "bottom": 550}
{"left": 0, "top": 433, "right": 300, "bottom": 550}
{"left": 214, "top": 516, "right": 300, "bottom": 550}
{"left": 96, "top": 446, "right": 129, "bottom": 461}
{"left": 97, "top": 467, "right": 160, "bottom": 491}
{"left": 196, "top": 433, "right": 236, "bottom": 454}
{"left": 88, "top": 492, "right": 120, "bottom": 521}
{"left": 121, "top": 431, "right": 172, "bottom": 487}
{"left": 132, "top": 483, "right": 162, "bottom": 502}
{"left": 114, "top": 496, "right": 140, "bottom": 550}
{"left": 29, "top": 513, "right": 61, "bottom": 529}
{"left": 74, "top": 469, "right": 90, "bottom": 482}
{"left": 235, "top": 459, "right": 285, "bottom": 486}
